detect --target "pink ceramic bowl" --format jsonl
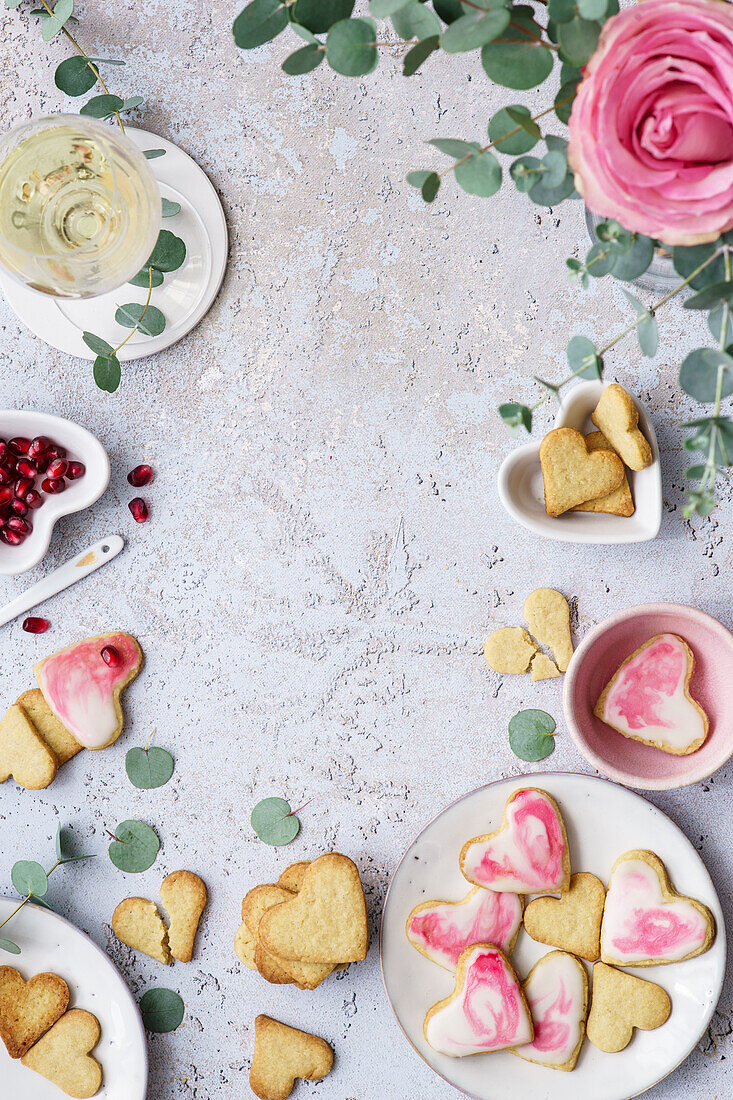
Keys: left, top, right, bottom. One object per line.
{"left": 563, "top": 603, "right": 733, "bottom": 790}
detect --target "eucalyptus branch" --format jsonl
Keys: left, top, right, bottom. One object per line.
{"left": 113, "top": 266, "right": 153, "bottom": 354}
{"left": 0, "top": 860, "right": 61, "bottom": 933}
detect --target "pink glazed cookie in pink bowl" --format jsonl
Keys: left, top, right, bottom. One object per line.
{"left": 563, "top": 603, "right": 733, "bottom": 790}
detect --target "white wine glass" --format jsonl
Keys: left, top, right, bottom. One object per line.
{"left": 0, "top": 114, "right": 160, "bottom": 299}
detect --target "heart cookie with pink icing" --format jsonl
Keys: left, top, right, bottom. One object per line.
{"left": 34, "top": 632, "right": 143, "bottom": 751}
{"left": 460, "top": 787, "right": 571, "bottom": 894}
{"left": 600, "top": 849, "right": 715, "bottom": 967}
{"left": 424, "top": 944, "right": 533, "bottom": 1057}
{"left": 594, "top": 633, "right": 708, "bottom": 755}
{"left": 406, "top": 887, "right": 523, "bottom": 972}
{"left": 513, "top": 950, "right": 589, "bottom": 1072}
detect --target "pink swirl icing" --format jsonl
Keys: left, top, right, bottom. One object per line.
{"left": 603, "top": 861, "right": 709, "bottom": 963}
{"left": 408, "top": 890, "right": 521, "bottom": 968}
{"left": 613, "top": 906, "right": 706, "bottom": 955}
{"left": 530, "top": 980, "right": 572, "bottom": 1053}
{"left": 607, "top": 637, "right": 685, "bottom": 730}
{"left": 467, "top": 789, "right": 567, "bottom": 892}
{"left": 463, "top": 950, "right": 521, "bottom": 1045}
{"left": 514, "top": 952, "right": 586, "bottom": 1068}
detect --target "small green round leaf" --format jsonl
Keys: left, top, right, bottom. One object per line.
{"left": 108, "top": 820, "right": 160, "bottom": 873}
{"left": 294, "top": 0, "right": 354, "bottom": 32}
{"left": 161, "top": 199, "right": 181, "bottom": 218}
{"left": 455, "top": 150, "right": 501, "bottom": 197}
{"left": 554, "top": 79, "right": 578, "bottom": 125}
{"left": 82, "top": 331, "right": 114, "bottom": 356}
{"left": 55, "top": 56, "right": 98, "bottom": 97}
{"left": 93, "top": 354, "right": 121, "bottom": 393}
{"left": 233, "top": 0, "right": 289, "bottom": 48}
{"left": 489, "top": 106, "right": 538, "bottom": 155}
{"left": 585, "top": 242, "right": 615, "bottom": 278}
{"left": 391, "top": 0, "right": 440, "bottom": 40}
{"left": 129, "top": 267, "right": 164, "bottom": 289}
{"left": 508, "top": 709, "right": 556, "bottom": 762}
{"left": 679, "top": 348, "right": 733, "bottom": 403}
{"left": 441, "top": 8, "right": 510, "bottom": 54}
{"left": 145, "top": 230, "right": 186, "bottom": 273}
{"left": 673, "top": 242, "right": 726, "bottom": 289}
{"left": 11, "top": 861, "right": 48, "bottom": 898}
{"left": 610, "top": 233, "right": 654, "bottom": 281}
{"left": 567, "top": 334, "right": 601, "bottom": 378}
{"left": 115, "top": 303, "right": 166, "bottom": 337}
{"left": 541, "top": 149, "right": 568, "bottom": 189}
{"left": 428, "top": 138, "right": 480, "bottom": 159}
{"left": 143, "top": 149, "right": 166, "bottom": 160}
{"left": 433, "top": 0, "right": 462, "bottom": 21}
{"left": 139, "top": 988, "right": 185, "bottom": 1033}
{"left": 510, "top": 155, "right": 543, "bottom": 192}
{"left": 499, "top": 402, "right": 532, "bottom": 433}
{"left": 125, "top": 746, "right": 175, "bottom": 790}
{"left": 326, "top": 18, "right": 378, "bottom": 75}
{"left": 369, "top": 0, "right": 408, "bottom": 15}
{"left": 481, "top": 11, "right": 553, "bottom": 90}
{"left": 403, "top": 34, "right": 440, "bottom": 76}
{"left": 251, "top": 797, "right": 301, "bottom": 846}
{"left": 80, "top": 94, "right": 124, "bottom": 119}
{"left": 0, "top": 938, "right": 21, "bottom": 955}
{"left": 557, "top": 16, "right": 600, "bottom": 66}
{"left": 683, "top": 281, "right": 733, "bottom": 312}
{"left": 282, "top": 43, "right": 324, "bottom": 74}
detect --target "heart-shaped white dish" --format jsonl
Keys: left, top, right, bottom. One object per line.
{"left": 0, "top": 411, "right": 109, "bottom": 576}
{"left": 497, "top": 381, "right": 662, "bottom": 544}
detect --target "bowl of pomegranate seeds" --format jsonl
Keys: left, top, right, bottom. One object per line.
{"left": 0, "top": 410, "right": 109, "bottom": 576}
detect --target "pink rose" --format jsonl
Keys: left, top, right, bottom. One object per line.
{"left": 568, "top": 0, "right": 733, "bottom": 245}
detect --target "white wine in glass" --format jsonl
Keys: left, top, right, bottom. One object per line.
{"left": 0, "top": 114, "right": 160, "bottom": 299}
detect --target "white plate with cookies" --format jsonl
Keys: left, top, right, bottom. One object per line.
{"left": 497, "top": 381, "right": 662, "bottom": 544}
{"left": 380, "top": 772, "right": 725, "bottom": 1100}
{"left": 0, "top": 896, "right": 147, "bottom": 1099}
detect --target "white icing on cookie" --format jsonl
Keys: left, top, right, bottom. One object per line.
{"left": 407, "top": 888, "right": 522, "bottom": 971}
{"left": 514, "top": 952, "right": 586, "bottom": 1068}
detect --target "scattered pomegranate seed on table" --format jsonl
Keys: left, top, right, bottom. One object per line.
{"left": 23, "top": 617, "right": 50, "bottom": 634}
{"left": 101, "top": 644, "right": 121, "bottom": 667}
{"left": 127, "top": 463, "right": 153, "bottom": 487}
{"left": 128, "top": 497, "right": 149, "bottom": 523}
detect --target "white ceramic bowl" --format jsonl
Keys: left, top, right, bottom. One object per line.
{"left": 497, "top": 380, "right": 662, "bottom": 544}
{"left": 0, "top": 410, "right": 109, "bottom": 576}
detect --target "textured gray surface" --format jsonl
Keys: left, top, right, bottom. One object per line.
{"left": 0, "top": 4, "right": 731, "bottom": 1098}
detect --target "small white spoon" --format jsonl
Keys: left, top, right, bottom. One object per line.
{"left": 0, "top": 534, "right": 124, "bottom": 628}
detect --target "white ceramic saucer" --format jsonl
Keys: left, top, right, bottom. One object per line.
{"left": 0, "top": 410, "right": 109, "bottom": 576}
{"left": 0, "top": 896, "right": 148, "bottom": 1098}
{"left": 381, "top": 773, "right": 725, "bottom": 1100}
{"left": 0, "top": 128, "right": 227, "bottom": 361}
{"left": 497, "top": 381, "right": 662, "bottom": 543}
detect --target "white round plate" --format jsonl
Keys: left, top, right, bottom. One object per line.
{"left": 381, "top": 773, "right": 725, "bottom": 1100}
{"left": 0, "top": 128, "right": 227, "bottom": 361}
{"left": 0, "top": 896, "right": 147, "bottom": 1098}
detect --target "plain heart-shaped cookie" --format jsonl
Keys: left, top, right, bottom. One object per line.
{"left": 0, "top": 966, "right": 69, "bottom": 1058}
{"left": 513, "top": 950, "right": 588, "bottom": 1071}
{"left": 249, "top": 1015, "right": 333, "bottom": 1100}
{"left": 591, "top": 383, "right": 652, "bottom": 471}
{"left": 424, "top": 944, "right": 533, "bottom": 1056}
{"left": 21, "top": 1009, "right": 102, "bottom": 1098}
{"left": 160, "top": 870, "right": 207, "bottom": 962}
{"left": 540, "top": 427, "right": 625, "bottom": 516}
{"left": 0, "top": 703, "right": 58, "bottom": 790}
{"left": 601, "top": 849, "right": 715, "bottom": 966}
{"left": 243, "top": 883, "right": 333, "bottom": 989}
{"left": 524, "top": 872, "right": 606, "bottom": 961}
{"left": 258, "top": 853, "right": 368, "bottom": 964}
{"left": 586, "top": 962, "right": 670, "bottom": 1053}
{"left": 406, "top": 886, "right": 523, "bottom": 971}
{"left": 111, "top": 897, "right": 171, "bottom": 965}
{"left": 594, "top": 633, "right": 709, "bottom": 755}
{"left": 35, "top": 632, "right": 143, "bottom": 750}
{"left": 460, "top": 787, "right": 571, "bottom": 894}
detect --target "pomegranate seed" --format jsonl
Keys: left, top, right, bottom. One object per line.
{"left": 0, "top": 441, "right": 9, "bottom": 463}
{"left": 127, "top": 463, "right": 153, "bottom": 487}
{"left": 101, "top": 644, "right": 121, "bottom": 667}
{"left": 66, "top": 460, "right": 85, "bottom": 480}
{"left": 28, "top": 436, "right": 50, "bottom": 459}
{"left": 9, "top": 437, "right": 30, "bottom": 455}
{"left": 7, "top": 516, "right": 31, "bottom": 535}
{"left": 0, "top": 468, "right": 11, "bottom": 485}
{"left": 15, "top": 459, "right": 37, "bottom": 479}
{"left": 14, "top": 476, "right": 33, "bottom": 498}
{"left": 25, "top": 490, "right": 43, "bottom": 509}
{"left": 128, "top": 497, "right": 149, "bottom": 523}
{"left": 10, "top": 499, "right": 27, "bottom": 517}
{"left": 35, "top": 454, "right": 51, "bottom": 474}
{"left": 3, "top": 455, "right": 16, "bottom": 471}
{"left": 0, "top": 487, "right": 12, "bottom": 507}
{"left": 0, "top": 528, "right": 24, "bottom": 545}
{"left": 23, "top": 617, "right": 50, "bottom": 634}
{"left": 46, "top": 458, "right": 67, "bottom": 479}
{"left": 45, "top": 444, "right": 66, "bottom": 460}
{"left": 41, "top": 478, "right": 66, "bottom": 494}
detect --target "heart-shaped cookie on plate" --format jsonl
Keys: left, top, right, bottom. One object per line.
{"left": 587, "top": 962, "right": 670, "bottom": 1053}
{"left": 406, "top": 887, "right": 523, "bottom": 971}
{"left": 524, "top": 872, "right": 605, "bottom": 961}
{"left": 21, "top": 1009, "right": 102, "bottom": 1098}
{"left": 0, "top": 966, "right": 69, "bottom": 1059}
{"left": 540, "top": 427, "right": 625, "bottom": 517}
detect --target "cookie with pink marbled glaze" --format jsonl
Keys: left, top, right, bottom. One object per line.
{"left": 460, "top": 787, "right": 571, "bottom": 894}
{"left": 423, "top": 944, "right": 533, "bottom": 1057}
{"left": 35, "top": 632, "right": 143, "bottom": 750}
{"left": 406, "top": 887, "right": 523, "bottom": 972}
{"left": 601, "top": 849, "right": 715, "bottom": 967}
{"left": 594, "top": 633, "right": 708, "bottom": 755}
{"left": 513, "top": 951, "right": 588, "bottom": 1071}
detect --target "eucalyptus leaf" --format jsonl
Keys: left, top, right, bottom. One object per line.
{"left": 143, "top": 149, "right": 166, "bottom": 160}
{"left": 455, "top": 150, "right": 501, "bottom": 197}
{"left": 125, "top": 746, "right": 175, "bottom": 790}
{"left": 129, "top": 267, "right": 164, "bottom": 288}
{"left": 0, "top": 938, "right": 21, "bottom": 955}
{"left": 139, "top": 988, "right": 185, "bottom": 1033}
{"left": 585, "top": 243, "right": 615, "bottom": 278}
{"left": 557, "top": 15, "right": 599, "bottom": 65}
{"left": 510, "top": 154, "right": 543, "bottom": 192}
{"left": 293, "top": 0, "right": 354, "bottom": 33}
{"left": 541, "top": 150, "right": 567, "bottom": 189}
{"left": 115, "top": 303, "right": 166, "bottom": 337}
{"left": 548, "top": 0, "right": 575, "bottom": 23}
{"left": 489, "top": 105, "right": 538, "bottom": 155}
{"left": 392, "top": 0, "right": 440, "bottom": 39}
{"left": 80, "top": 94, "right": 124, "bottom": 118}
{"left": 251, "top": 797, "right": 301, "bottom": 845}
{"left": 611, "top": 233, "right": 654, "bottom": 281}
{"left": 82, "top": 331, "right": 114, "bottom": 356}
{"left": 55, "top": 56, "right": 98, "bottom": 96}
{"left": 683, "top": 281, "right": 733, "bottom": 312}
{"left": 369, "top": 0, "right": 409, "bottom": 15}
{"left": 55, "top": 825, "right": 91, "bottom": 864}
{"left": 428, "top": 138, "right": 479, "bottom": 158}
{"left": 578, "top": 0, "right": 607, "bottom": 16}
{"left": 440, "top": 8, "right": 509, "bottom": 53}
{"left": 673, "top": 242, "right": 726, "bottom": 290}
{"left": 146, "top": 230, "right": 186, "bottom": 273}
{"left": 11, "top": 861, "right": 48, "bottom": 898}
{"left": 93, "top": 354, "right": 121, "bottom": 393}
{"left": 41, "top": 0, "right": 74, "bottom": 42}
{"left": 529, "top": 170, "right": 575, "bottom": 206}
{"left": 433, "top": 0, "right": 462, "bottom": 22}
{"left": 508, "top": 709, "right": 556, "bottom": 762}
{"left": 481, "top": 10, "right": 553, "bottom": 90}
{"left": 679, "top": 348, "right": 733, "bottom": 403}
{"left": 233, "top": 0, "right": 289, "bottom": 48}
{"left": 685, "top": 465, "right": 706, "bottom": 480}
{"left": 498, "top": 402, "right": 532, "bottom": 433}
{"left": 567, "top": 334, "right": 602, "bottom": 379}
{"left": 638, "top": 314, "right": 659, "bottom": 358}
{"left": 554, "top": 79, "right": 578, "bottom": 124}
{"left": 505, "top": 106, "right": 541, "bottom": 140}
{"left": 326, "top": 18, "right": 378, "bottom": 76}
{"left": 161, "top": 198, "right": 181, "bottom": 218}
{"left": 595, "top": 218, "right": 633, "bottom": 255}
{"left": 282, "top": 43, "right": 324, "bottom": 74}
{"left": 108, "top": 820, "right": 160, "bottom": 873}
{"left": 403, "top": 34, "right": 440, "bottom": 76}
{"left": 407, "top": 169, "right": 440, "bottom": 202}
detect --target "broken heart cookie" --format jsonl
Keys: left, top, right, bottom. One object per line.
{"left": 258, "top": 853, "right": 368, "bottom": 965}
{"left": 249, "top": 1015, "right": 333, "bottom": 1100}
{"left": 406, "top": 886, "right": 523, "bottom": 971}
{"left": 530, "top": 653, "right": 561, "bottom": 681}
{"left": 424, "top": 944, "right": 533, "bottom": 1056}
{"left": 160, "top": 870, "right": 207, "bottom": 962}
{"left": 601, "top": 850, "right": 715, "bottom": 967}
{"left": 483, "top": 626, "right": 538, "bottom": 674}
{"left": 571, "top": 432, "right": 635, "bottom": 516}
{"left": 0, "top": 703, "right": 58, "bottom": 790}
{"left": 540, "top": 427, "right": 625, "bottom": 517}
{"left": 34, "top": 632, "right": 143, "bottom": 750}
{"left": 460, "top": 787, "right": 570, "bottom": 894}
{"left": 513, "top": 950, "right": 588, "bottom": 1071}
{"left": 112, "top": 898, "right": 171, "bottom": 965}
{"left": 587, "top": 962, "right": 670, "bottom": 1053}
{"left": 0, "top": 966, "right": 69, "bottom": 1058}
{"left": 523, "top": 588, "right": 574, "bottom": 672}
{"left": 594, "top": 633, "right": 708, "bottom": 755}
{"left": 17, "top": 689, "right": 83, "bottom": 765}
{"left": 524, "top": 872, "right": 606, "bottom": 961}
{"left": 591, "top": 383, "right": 653, "bottom": 471}
{"left": 21, "top": 1008, "right": 102, "bottom": 1098}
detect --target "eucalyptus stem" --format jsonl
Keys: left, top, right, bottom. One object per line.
{"left": 0, "top": 860, "right": 61, "bottom": 933}
{"left": 113, "top": 265, "right": 154, "bottom": 354}
{"left": 698, "top": 248, "right": 732, "bottom": 496}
